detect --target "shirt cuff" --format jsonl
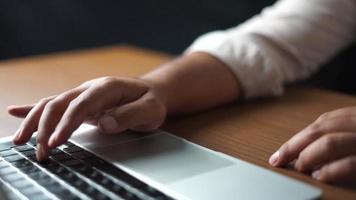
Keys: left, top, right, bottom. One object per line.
{"left": 185, "top": 31, "right": 284, "bottom": 99}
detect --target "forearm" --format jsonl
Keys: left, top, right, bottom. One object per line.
{"left": 141, "top": 52, "right": 241, "bottom": 114}
{"left": 186, "top": 0, "right": 356, "bottom": 98}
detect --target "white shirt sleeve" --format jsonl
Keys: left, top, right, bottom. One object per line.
{"left": 186, "top": 0, "right": 356, "bottom": 98}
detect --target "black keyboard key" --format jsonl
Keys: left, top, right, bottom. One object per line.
{"left": 14, "top": 145, "right": 34, "bottom": 152}
{"left": 72, "top": 178, "right": 111, "bottom": 199}
{"left": 45, "top": 182, "right": 74, "bottom": 198}
{"left": 120, "top": 192, "right": 141, "bottom": 200}
{"left": 52, "top": 189, "right": 77, "bottom": 199}
{"left": 63, "top": 171, "right": 77, "bottom": 180}
{"left": 140, "top": 185, "right": 172, "bottom": 199}
{"left": 27, "top": 193, "right": 52, "bottom": 200}
{"left": 99, "top": 164, "right": 172, "bottom": 199}
{"left": 0, "top": 141, "right": 16, "bottom": 152}
{"left": 37, "top": 176, "right": 55, "bottom": 186}
{"left": 0, "top": 166, "right": 17, "bottom": 176}
{"left": 27, "top": 169, "right": 49, "bottom": 180}
{"left": 50, "top": 165, "right": 67, "bottom": 176}
{"left": 70, "top": 164, "right": 91, "bottom": 175}
{"left": 83, "top": 157, "right": 108, "bottom": 168}
{"left": 12, "top": 159, "right": 33, "bottom": 169}
{"left": 70, "top": 151, "right": 94, "bottom": 160}
{"left": 87, "top": 168, "right": 102, "bottom": 179}
{"left": 0, "top": 150, "right": 17, "bottom": 157}
{"left": 63, "top": 146, "right": 82, "bottom": 153}
{"left": 50, "top": 148, "right": 62, "bottom": 155}
{"left": 61, "top": 159, "right": 82, "bottom": 167}
{"left": 47, "top": 182, "right": 67, "bottom": 193}
{"left": 21, "top": 165, "right": 41, "bottom": 174}
{"left": 101, "top": 164, "right": 145, "bottom": 188}
{"left": 38, "top": 159, "right": 59, "bottom": 169}
{"left": 27, "top": 155, "right": 38, "bottom": 162}
{"left": 59, "top": 171, "right": 77, "bottom": 183}
{"left": 21, "top": 149, "right": 37, "bottom": 157}
{"left": 4, "top": 175, "right": 50, "bottom": 200}
{"left": 71, "top": 149, "right": 169, "bottom": 198}
{"left": 68, "top": 162, "right": 143, "bottom": 199}
{"left": 106, "top": 184, "right": 140, "bottom": 199}
{"left": 37, "top": 161, "right": 61, "bottom": 173}
{"left": 4, "top": 141, "right": 173, "bottom": 200}
{"left": 42, "top": 160, "right": 112, "bottom": 199}
{"left": 72, "top": 178, "right": 88, "bottom": 190}
{"left": 51, "top": 152, "right": 72, "bottom": 161}
{"left": 2, "top": 173, "right": 23, "bottom": 182}
{"left": 0, "top": 160, "right": 9, "bottom": 169}
{"left": 27, "top": 174, "right": 79, "bottom": 200}
{"left": 72, "top": 151, "right": 144, "bottom": 188}
{"left": 11, "top": 178, "right": 33, "bottom": 188}
{"left": 64, "top": 141, "right": 75, "bottom": 147}
{"left": 94, "top": 193, "right": 112, "bottom": 200}
{"left": 70, "top": 163, "right": 107, "bottom": 183}
{"left": 18, "top": 186, "right": 37, "bottom": 195}
{"left": 4, "top": 154, "right": 25, "bottom": 163}
{"left": 17, "top": 185, "right": 42, "bottom": 196}
{"left": 106, "top": 184, "right": 125, "bottom": 193}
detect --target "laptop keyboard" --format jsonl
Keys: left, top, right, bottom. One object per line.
{"left": 0, "top": 137, "right": 174, "bottom": 200}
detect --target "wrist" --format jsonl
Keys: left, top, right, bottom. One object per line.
{"left": 139, "top": 74, "right": 171, "bottom": 115}
{"left": 140, "top": 52, "right": 240, "bottom": 115}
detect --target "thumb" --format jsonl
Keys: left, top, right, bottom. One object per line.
{"left": 97, "top": 95, "right": 166, "bottom": 134}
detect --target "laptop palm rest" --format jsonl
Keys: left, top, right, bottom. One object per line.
{"left": 71, "top": 125, "right": 234, "bottom": 184}
{"left": 71, "top": 124, "right": 321, "bottom": 200}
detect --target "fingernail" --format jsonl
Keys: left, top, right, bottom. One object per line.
{"left": 312, "top": 170, "right": 320, "bottom": 180}
{"left": 99, "top": 116, "right": 119, "bottom": 132}
{"left": 7, "top": 105, "right": 16, "bottom": 110}
{"left": 269, "top": 151, "right": 280, "bottom": 166}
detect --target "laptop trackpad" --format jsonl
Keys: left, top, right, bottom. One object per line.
{"left": 86, "top": 132, "right": 234, "bottom": 184}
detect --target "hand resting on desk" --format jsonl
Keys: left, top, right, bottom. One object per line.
{"left": 270, "top": 107, "right": 356, "bottom": 184}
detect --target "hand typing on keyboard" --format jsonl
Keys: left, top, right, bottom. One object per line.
{"left": 8, "top": 77, "right": 168, "bottom": 161}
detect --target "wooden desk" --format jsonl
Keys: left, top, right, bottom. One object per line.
{"left": 0, "top": 45, "right": 355, "bottom": 199}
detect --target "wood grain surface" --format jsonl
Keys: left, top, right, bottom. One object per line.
{"left": 0, "top": 45, "right": 355, "bottom": 199}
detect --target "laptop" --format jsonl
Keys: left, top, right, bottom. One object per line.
{"left": 0, "top": 124, "right": 321, "bottom": 200}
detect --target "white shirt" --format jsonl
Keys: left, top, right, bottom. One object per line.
{"left": 186, "top": 0, "right": 356, "bottom": 99}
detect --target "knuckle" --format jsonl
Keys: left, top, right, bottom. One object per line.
{"left": 69, "top": 97, "right": 90, "bottom": 111}
{"left": 45, "top": 100, "right": 61, "bottom": 112}
{"left": 308, "top": 122, "right": 322, "bottom": 134}
{"left": 305, "top": 123, "right": 323, "bottom": 140}
{"left": 316, "top": 112, "right": 330, "bottom": 123}
{"left": 145, "top": 96, "right": 166, "bottom": 118}
{"left": 95, "top": 77, "right": 122, "bottom": 92}
{"left": 38, "top": 97, "right": 52, "bottom": 105}
{"left": 99, "top": 76, "right": 117, "bottom": 86}
{"left": 344, "top": 157, "right": 356, "bottom": 173}
{"left": 143, "top": 95, "right": 160, "bottom": 106}
{"left": 321, "top": 135, "right": 338, "bottom": 152}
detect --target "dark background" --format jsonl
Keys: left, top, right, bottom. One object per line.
{"left": 0, "top": 0, "right": 276, "bottom": 59}
{"left": 0, "top": 0, "right": 355, "bottom": 94}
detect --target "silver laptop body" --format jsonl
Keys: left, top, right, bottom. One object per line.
{"left": 0, "top": 124, "right": 321, "bottom": 200}
{"left": 71, "top": 124, "right": 321, "bottom": 200}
